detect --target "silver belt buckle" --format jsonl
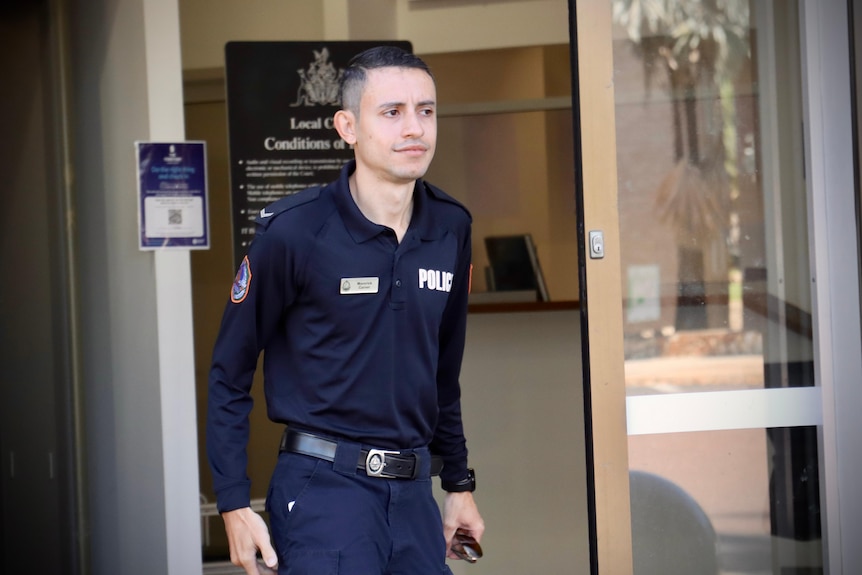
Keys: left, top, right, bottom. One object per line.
{"left": 365, "top": 449, "right": 399, "bottom": 478}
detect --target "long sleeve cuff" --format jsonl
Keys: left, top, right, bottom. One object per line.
{"left": 215, "top": 480, "right": 252, "bottom": 513}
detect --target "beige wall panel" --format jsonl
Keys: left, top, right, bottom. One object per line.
{"left": 423, "top": 47, "right": 548, "bottom": 102}
{"left": 397, "top": 0, "right": 568, "bottom": 55}
{"left": 442, "top": 310, "right": 591, "bottom": 575}
{"left": 179, "top": 0, "right": 325, "bottom": 70}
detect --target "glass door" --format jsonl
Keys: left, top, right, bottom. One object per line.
{"left": 611, "top": 2, "right": 820, "bottom": 574}
{"left": 570, "top": 0, "right": 862, "bottom": 573}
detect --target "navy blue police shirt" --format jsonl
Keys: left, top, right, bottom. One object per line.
{"left": 207, "top": 161, "right": 473, "bottom": 512}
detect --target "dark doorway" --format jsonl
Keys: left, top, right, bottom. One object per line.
{"left": 0, "top": 1, "right": 80, "bottom": 573}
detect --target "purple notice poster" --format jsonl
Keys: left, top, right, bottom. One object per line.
{"left": 136, "top": 141, "right": 210, "bottom": 250}
{"left": 224, "top": 41, "right": 411, "bottom": 270}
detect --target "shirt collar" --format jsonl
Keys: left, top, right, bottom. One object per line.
{"left": 333, "top": 160, "right": 444, "bottom": 243}
{"left": 410, "top": 181, "right": 446, "bottom": 241}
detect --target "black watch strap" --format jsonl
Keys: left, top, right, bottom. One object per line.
{"left": 442, "top": 468, "right": 476, "bottom": 492}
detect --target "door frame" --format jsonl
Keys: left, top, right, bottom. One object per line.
{"left": 801, "top": 0, "right": 862, "bottom": 571}
{"left": 569, "top": 2, "right": 633, "bottom": 574}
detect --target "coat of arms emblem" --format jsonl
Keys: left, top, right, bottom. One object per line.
{"left": 291, "top": 48, "right": 344, "bottom": 107}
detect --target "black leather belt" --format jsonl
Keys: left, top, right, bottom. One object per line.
{"left": 279, "top": 428, "right": 443, "bottom": 480}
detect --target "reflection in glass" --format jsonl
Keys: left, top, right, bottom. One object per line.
{"left": 629, "top": 428, "right": 821, "bottom": 575}
{"left": 613, "top": 0, "right": 812, "bottom": 394}
{"left": 612, "top": 1, "right": 821, "bottom": 573}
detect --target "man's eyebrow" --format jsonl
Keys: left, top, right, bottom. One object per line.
{"left": 377, "top": 99, "right": 437, "bottom": 110}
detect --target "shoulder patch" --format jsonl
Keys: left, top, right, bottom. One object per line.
{"left": 423, "top": 181, "right": 472, "bottom": 221}
{"left": 231, "top": 255, "right": 252, "bottom": 303}
{"left": 255, "top": 186, "right": 322, "bottom": 229}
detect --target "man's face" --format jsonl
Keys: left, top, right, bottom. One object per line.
{"left": 348, "top": 67, "right": 437, "bottom": 185}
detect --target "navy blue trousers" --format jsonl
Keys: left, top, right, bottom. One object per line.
{"left": 266, "top": 443, "right": 453, "bottom": 575}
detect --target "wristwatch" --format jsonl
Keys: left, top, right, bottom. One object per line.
{"left": 442, "top": 468, "right": 476, "bottom": 492}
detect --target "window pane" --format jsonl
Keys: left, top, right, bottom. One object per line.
{"left": 629, "top": 427, "right": 822, "bottom": 574}
{"left": 612, "top": 1, "right": 823, "bottom": 573}
{"left": 613, "top": 1, "right": 814, "bottom": 397}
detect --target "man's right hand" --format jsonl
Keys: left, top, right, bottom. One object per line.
{"left": 222, "top": 507, "right": 279, "bottom": 575}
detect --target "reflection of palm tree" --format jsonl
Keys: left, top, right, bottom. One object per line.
{"left": 613, "top": 0, "right": 749, "bottom": 329}
{"left": 655, "top": 148, "right": 727, "bottom": 239}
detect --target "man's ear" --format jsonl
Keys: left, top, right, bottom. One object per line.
{"left": 333, "top": 110, "right": 357, "bottom": 145}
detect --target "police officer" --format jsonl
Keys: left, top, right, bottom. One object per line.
{"left": 207, "top": 46, "right": 484, "bottom": 575}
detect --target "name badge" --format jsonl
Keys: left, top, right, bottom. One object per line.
{"left": 340, "top": 277, "right": 379, "bottom": 295}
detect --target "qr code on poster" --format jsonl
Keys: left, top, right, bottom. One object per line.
{"left": 168, "top": 209, "right": 183, "bottom": 225}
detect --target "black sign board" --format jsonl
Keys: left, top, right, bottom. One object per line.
{"left": 225, "top": 40, "right": 412, "bottom": 270}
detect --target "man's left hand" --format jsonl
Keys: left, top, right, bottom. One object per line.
{"left": 442, "top": 491, "right": 485, "bottom": 560}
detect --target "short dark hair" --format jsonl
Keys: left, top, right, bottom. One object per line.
{"left": 339, "top": 45, "right": 434, "bottom": 115}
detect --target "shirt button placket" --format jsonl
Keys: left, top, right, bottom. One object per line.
{"left": 390, "top": 254, "right": 406, "bottom": 309}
